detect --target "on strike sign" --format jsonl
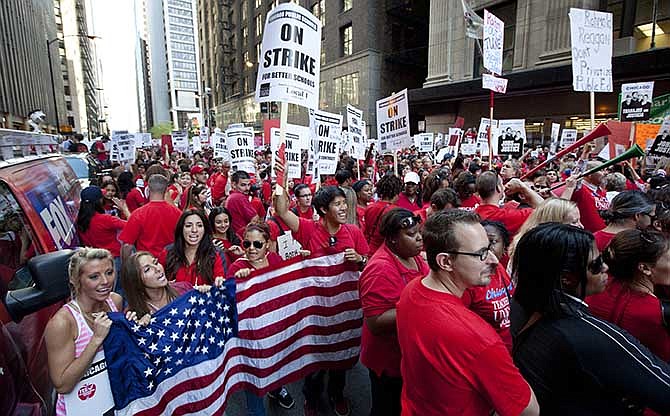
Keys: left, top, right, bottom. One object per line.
{"left": 483, "top": 10, "right": 504, "bottom": 76}
{"left": 569, "top": 8, "right": 613, "bottom": 92}
{"left": 376, "top": 89, "right": 411, "bottom": 153}
{"left": 255, "top": 3, "right": 322, "bottom": 109}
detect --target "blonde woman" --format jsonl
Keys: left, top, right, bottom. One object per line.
{"left": 508, "top": 198, "right": 583, "bottom": 275}
{"left": 45, "top": 247, "right": 123, "bottom": 415}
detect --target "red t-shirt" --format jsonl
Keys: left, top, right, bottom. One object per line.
{"left": 397, "top": 278, "right": 532, "bottom": 416}
{"left": 225, "top": 191, "right": 258, "bottom": 238}
{"left": 93, "top": 140, "right": 108, "bottom": 161}
{"left": 78, "top": 213, "right": 126, "bottom": 257}
{"left": 251, "top": 197, "right": 266, "bottom": 219}
{"left": 363, "top": 201, "right": 394, "bottom": 255}
{"left": 461, "top": 264, "right": 515, "bottom": 351}
{"left": 125, "top": 188, "right": 147, "bottom": 213}
{"left": 166, "top": 184, "right": 181, "bottom": 206}
{"left": 413, "top": 206, "right": 429, "bottom": 224}
{"left": 293, "top": 217, "right": 369, "bottom": 257}
{"left": 571, "top": 183, "right": 608, "bottom": 233}
{"left": 356, "top": 205, "right": 367, "bottom": 230}
{"left": 119, "top": 201, "right": 182, "bottom": 257}
{"left": 159, "top": 250, "right": 226, "bottom": 286}
{"left": 593, "top": 230, "right": 617, "bottom": 252}
{"left": 396, "top": 193, "right": 421, "bottom": 211}
{"left": 213, "top": 237, "right": 242, "bottom": 266}
{"left": 460, "top": 194, "right": 481, "bottom": 210}
{"left": 227, "top": 252, "right": 284, "bottom": 279}
{"left": 267, "top": 216, "right": 291, "bottom": 241}
{"left": 359, "top": 243, "right": 429, "bottom": 377}
{"left": 474, "top": 204, "right": 533, "bottom": 236}
{"left": 587, "top": 280, "right": 670, "bottom": 362}
{"left": 211, "top": 173, "right": 228, "bottom": 205}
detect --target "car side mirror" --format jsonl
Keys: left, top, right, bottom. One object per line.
{"left": 3, "top": 250, "right": 73, "bottom": 322}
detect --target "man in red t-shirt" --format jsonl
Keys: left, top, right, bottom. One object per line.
{"left": 119, "top": 174, "right": 182, "bottom": 260}
{"left": 563, "top": 162, "right": 609, "bottom": 233}
{"left": 396, "top": 171, "right": 422, "bottom": 211}
{"left": 474, "top": 172, "right": 542, "bottom": 236}
{"left": 396, "top": 210, "right": 539, "bottom": 416}
{"left": 225, "top": 170, "right": 259, "bottom": 238}
{"left": 210, "top": 160, "right": 231, "bottom": 206}
{"left": 364, "top": 174, "right": 403, "bottom": 255}
{"left": 92, "top": 136, "right": 110, "bottom": 166}
{"left": 274, "top": 180, "right": 368, "bottom": 416}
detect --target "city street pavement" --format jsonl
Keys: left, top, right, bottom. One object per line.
{"left": 225, "top": 361, "right": 372, "bottom": 415}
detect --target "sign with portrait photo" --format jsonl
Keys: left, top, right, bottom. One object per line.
{"left": 620, "top": 82, "right": 654, "bottom": 121}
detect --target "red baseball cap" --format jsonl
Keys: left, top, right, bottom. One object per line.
{"left": 190, "top": 165, "right": 205, "bottom": 175}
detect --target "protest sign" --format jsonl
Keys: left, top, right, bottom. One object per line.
{"left": 211, "top": 131, "right": 229, "bottom": 161}
{"left": 171, "top": 131, "right": 189, "bottom": 153}
{"left": 414, "top": 133, "right": 435, "bottom": 153}
{"left": 569, "top": 8, "right": 613, "bottom": 92}
{"left": 649, "top": 119, "right": 670, "bottom": 157}
{"left": 635, "top": 123, "right": 661, "bottom": 149}
{"left": 483, "top": 10, "right": 504, "bottom": 75}
{"left": 255, "top": 3, "right": 322, "bottom": 109}
{"left": 460, "top": 128, "right": 478, "bottom": 155}
{"left": 309, "top": 109, "right": 342, "bottom": 176}
{"left": 271, "top": 127, "right": 303, "bottom": 179}
{"left": 560, "top": 129, "right": 578, "bottom": 147}
{"left": 200, "top": 127, "right": 209, "bottom": 144}
{"left": 347, "top": 105, "right": 366, "bottom": 159}
{"left": 482, "top": 74, "right": 508, "bottom": 93}
{"left": 649, "top": 94, "right": 670, "bottom": 124}
{"left": 118, "top": 135, "right": 136, "bottom": 164}
{"left": 476, "top": 118, "right": 498, "bottom": 156}
{"left": 620, "top": 82, "right": 654, "bottom": 121}
{"left": 377, "top": 89, "right": 411, "bottom": 153}
{"left": 226, "top": 126, "right": 256, "bottom": 173}
{"left": 496, "top": 119, "right": 526, "bottom": 157}
{"left": 136, "top": 132, "right": 151, "bottom": 148}
{"left": 550, "top": 123, "right": 561, "bottom": 153}
{"left": 448, "top": 128, "right": 462, "bottom": 146}
{"left": 192, "top": 137, "right": 202, "bottom": 153}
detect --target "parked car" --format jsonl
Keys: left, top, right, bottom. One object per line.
{"left": 0, "top": 134, "right": 81, "bottom": 415}
{"left": 64, "top": 153, "right": 105, "bottom": 189}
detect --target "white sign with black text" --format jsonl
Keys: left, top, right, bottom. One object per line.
{"left": 483, "top": 10, "right": 504, "bottom": 75}
{"left": 271, "top": 127, "right": 304, "bottom": 179}
{"left": 569, "top": 8, "right": 613, "bottom": 92}
{"left": 226, "top": 126, "right": 256, "bottom": 173}
{"left": 309, "top": 109, "right": 342, "bottom": 176}
{"left": 376, "top": 89, "right": 411, "bottom": 153}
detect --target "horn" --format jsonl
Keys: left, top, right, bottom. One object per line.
{"left": 549, "top": 144, "right": 646, "bottom": 191}
{"left": 520, "top": 123, "right": 611, "bottom": 180}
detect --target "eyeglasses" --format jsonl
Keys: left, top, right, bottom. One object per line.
{"left": 445, "top": 243, "right": 494, "bottom": 261}
{"left": 400, "top": 215, "right": 422, "bottom": 229}
{"left": 298, "top": 194, "right": 312, "bottom": 198}
{"left": 588, "top": 255, "right": 605, "bottom": 274}
{"left": 328, "top": 236, "right": 337, "bottom": 247}
{"left": 242, "top": 240, "right": 265, "bottom": 249}
{"left": 643, "top": 212, "right": 656, "bottom": 222}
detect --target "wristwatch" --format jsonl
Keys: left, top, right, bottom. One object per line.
{"left": 358, "top": 256, "right": 368, "bottom": 270}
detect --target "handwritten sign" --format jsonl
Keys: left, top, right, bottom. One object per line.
{"left": 569, "top": 8, "right": 613, "bottom": 92}
{"left": 483, "top": 10, "right": 504, "bottom": 75}
{"left": 482, "top": 74, "right": 508, "bottom": 93}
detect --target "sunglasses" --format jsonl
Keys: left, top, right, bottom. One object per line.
{"left": 242, "top": 240, "right": 265, "bottom": 249}
{"left": 400, "top": 215, "right": 422, "bottom": 229}
{"left": 588, "top": 255, "right": 605, "bottom": 274}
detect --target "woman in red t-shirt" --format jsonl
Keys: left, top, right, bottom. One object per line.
{"left": 101, "top": 180, "right": 129, "bottom": 219}
{"left": 166, "top": 171, "right": 191, "bottom": 207}
{"left": 226, "top": 223, "right": 296, "bottom": 411}
{"left": 353, "top": 179, "right": 372, "bottom": 230}
{"left": 186, "top": 184, "right": 210, "bottom": 216}
{"left": 587, "top": 229, "right": 670, "bottom": 362}
{"left": 359, "top": 208, "right": 429, "bottom": 416}
{"left": 162, "top": 209, "right": 225, "bottom": 286}
{"left": 593, "top": 190, "right": 656, "bottom": 251}
{"left": 209, "top": 207, "right": 243, "bottom": 266}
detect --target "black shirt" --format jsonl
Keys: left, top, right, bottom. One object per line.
{"left": 512, "top": 296, "right": 670, "bottom": 415}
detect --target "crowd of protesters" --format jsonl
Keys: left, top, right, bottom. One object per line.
{"left": 46, "top": 134, "right": 670, "bottom": 416}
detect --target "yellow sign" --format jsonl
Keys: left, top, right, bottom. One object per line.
{"left": 635, "top": 123, "right": 660, "bottom": 149}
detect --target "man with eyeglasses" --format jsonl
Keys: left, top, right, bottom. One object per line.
{"left": 291, "top": 184, "right": 317, "bottom": 220}
{"left": 396, "top": 210, "right": 539, "bottom": 416}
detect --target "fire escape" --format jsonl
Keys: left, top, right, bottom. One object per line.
{"left": 217, "top": 0, "right": 236, "bottom": 104}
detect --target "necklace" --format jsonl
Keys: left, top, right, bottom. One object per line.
{"left": 146, "top": 289, "right": 172, "bottom": 312}
{"left": 74, "top": 300, "right": 108, "bottom": 326}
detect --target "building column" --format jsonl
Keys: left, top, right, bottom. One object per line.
{"left": 424, "top": 0, "right": 454, "bottom": 87}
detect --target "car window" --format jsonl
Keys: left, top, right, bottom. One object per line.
{"left": 0, "top": 182, "right": 39, "bottom": 295}
{"left": 65, "top": 157, "right": 88, "bottom": 179}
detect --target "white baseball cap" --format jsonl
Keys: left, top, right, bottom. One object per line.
{"left": 404, "top": 171, "right": 420, "bottom": 184}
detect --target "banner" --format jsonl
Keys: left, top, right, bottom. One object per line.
{"left": 620, "top": 82, "right": 654, "bottom": 121}
{"left": 461, "top": 128, "right": 478, "bottom": 155}
{"left": 649, "top": 93, "right": 670, "bottom": 124}
{"left": 483, "top": 10, "right": 504, "bottom": 75}
{"left": 649, "top": 120, "right": 670, "bottom": 157}
{"left": 476, "top": 118, "right": 498, "bottom": 156}
{"left": 271, "top": 127, "right": 303, "bottom": 179}
{"left": 496, "top": 119, "right": 526, "bottom": 157}
{"left": 171, "top": 131, "right": 189, "bottom": 153}
{"left": 414, "top": 133, "right": 435, "bottom": 153}
{"left": 482, "top": 74, "right": 508, "bottom": 93}
{"left": 212, "top": 131, "right": 229, "bottom": 161}
{"left": 346, "top": 105, "right": 365, "bottom": 159}
{"left": 255, "top": 3, "right": 322, "bottom": 109}
{"left": 569, "top": 8, "right": 613, "bottom": 92}
{"left": 550, "top": 123, "right": 561, "bottom": 153}
{"left": 226, "top": 125, "right": 256, "bottom": 173}
{"left": 376, "top": 89, "right": 411, "bottom": 153}
{"left": 560, "top": 129, "right": 578, "bottom": 148}
{"left": 309, "top": 109, "right": 342, "bottom": 176}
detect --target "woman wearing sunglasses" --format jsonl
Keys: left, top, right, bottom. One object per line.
{"left": 512, "top": 223, "right": 670, "bottom": 415}
{"left": 587, "top": 229, "right": 670, "bottom": 362}
{"left": 359, "top": 208, "right": 429, "bottom": 416}
{"left": 226, "top": 223, "right": 295, "bottom": 414}
{"left": 594, "top": 190, "right": 656, "bottom": 251}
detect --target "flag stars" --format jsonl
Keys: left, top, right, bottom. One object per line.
{"left": 170, "top": 332, "right": 179, "bottom": 341}
{"left": 223, "top": 304, "right": 230, "bottom": 311}
{"left": 162, "top": 318, "right": 172, "bottom": 326}
{"left": 194, "top": 321, "right": 201, "bottom": 328}
{"left": 169, "top": 308, "right": 178, "bottom": 316}
{"left": 205, "top": 321, "right": 212, "bottom": 329}
{"left": 164, "top": 367, "right": 172, "bottom": 375}
{"left": 164, "top": 356, "right": 172, "bottom": 363}
{"left": 214, "top": 327, "right": 221, "bottom": 334}
{"left": 132, "top": 324, "right": 141, "bottom": 333}
{"left": 153, "top": 356, "right": 161, "bottom": 366}
{"left": 188, "top": 296, "right": 197, "bottom": 304}
{"left": 176, "top": 319, "right": 185, "bottom": 328}
{"left": 217, "top": 340, "right": 225, "bottom": 347}
{"left": 144, "top": 367, "right": 153, "bottom": 378}
{"left": 183, "top": 308, "right": 191, "bottom": 316}
{"left": 201, "top": 346, "right": 209, "bottom": 354}
{"left": 176, "top": 359, "right": 183, "bottom": 366}
{"left": 147, "top": 381, "right": 154, "bottom": 390}
{"left": 138, "top": 337, "right": 146, "bottom": 346}
{"left": 150, "top": 317, "right": 157, "bottom": 324}
{"left": 226, "top": 328, "right": 233, "bottom": 335}
{"left": 210, "top": 312, "right": 217, "bottom": 319}
{"left": 198, "top": 297, "right": 205, "bottom": 305}
{"left": 216, "top": 302, "right": 222, "bottom": 310}
{"left": 156, "top": 329, "right": 165, "bottom": 339}
{"left": 146, "top": 328, "right": 154, "bottom": 336}
{"left": 209, "top": 336, "right": 215, "bottom": 344}
{"left": 163, "top": 345, "right": 171, "bottom": 354}
{"left": 199, "top": 309, "right": 207, "bottom": 316}
{"left": 149, "top": 343, "right": 158, "bottom": 352}
{"left": 175, "top": 346, "right": 183, "bottom": 354}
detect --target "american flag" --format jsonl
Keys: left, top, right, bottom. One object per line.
{"left": 104, "top": 253, "right": 362, "bottom": 415}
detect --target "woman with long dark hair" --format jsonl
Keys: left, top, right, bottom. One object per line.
{"left": 101, "top": 179, "right": 129, "bottom": 219}
{"left": 161, "top": 209, "right": 225, "bottom": 286}
{"left": 512, "top": 223, "right": 670, "bottom": 415}
{"left": 186, "top": 184, "right": 210, "bottom": 216}
{"left": 209, "top": 207, "right": 243, "bottom": 266}
{"left": 117, "top": 171, "right": 146, "bottom": 213}
{"left": 76, "top": 186, "right": 126, "bottom": 290}
{"left": 594, "top": 190, "right": 656, "bottom": 251}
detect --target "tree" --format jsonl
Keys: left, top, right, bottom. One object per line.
{"left": 149, "top": 122, "right": 174, "bottom": 138}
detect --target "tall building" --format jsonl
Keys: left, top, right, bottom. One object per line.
{"left": 134, "top": 0, "right": 154, "bottom": 132}
{"left": 411, "top": 0, "right": 669, "bottom": 144}
{"left": 145, "top": 0, "right": 202, "bottom": 130}
{"left": 0, "top": 0, "right": 64, "bottom": 132}
{"left": 197, "top": 0, "right": 429, "bottom": 135}
{"left": 57, "top": 0, "right": 103, "bottom": 138}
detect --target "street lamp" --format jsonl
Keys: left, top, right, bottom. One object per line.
{"left": 46, "top": 34, "right": 99, "bottom": 134}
